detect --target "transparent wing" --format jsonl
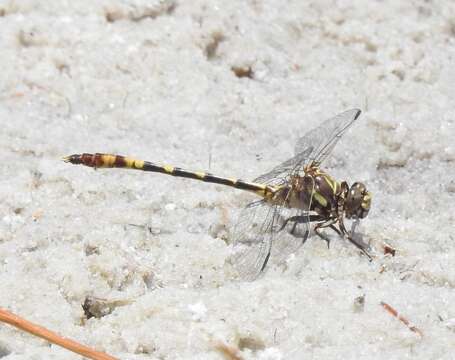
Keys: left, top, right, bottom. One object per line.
{"left": 232, "top": 109, "right": 361, "bottom": 280}
{"left": 253, "top": 146, "right": 314, "bottom": 186}
{"left": 230, "top": 200, "right": 311, "bottom": 281}
{"left": 253, "top": 109, "right": 361, "bottom": 186}
{"left": 294, "top": 109, "right": 361, "bottom": 167}
{"left": 229, "top": 200, "right": 278, "bottom": 281}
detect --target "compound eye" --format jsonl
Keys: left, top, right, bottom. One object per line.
{"left": 361, "top": 190, "right": 371, "bottom": 211}
{"left": 358, "top": 186, "right": 371, "bottom": 219}
{"left": 348, "top": 182, "right": 364, "bottom": 203}
{"left": 346, "top": 182, "right": 370, "bottom": 219}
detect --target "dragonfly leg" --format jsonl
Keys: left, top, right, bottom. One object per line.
{"left": 279, "top": 214, "right": 324, "bottom": 231}
{"left": 328, "top": 224, "right": 342, "bottom": 237}
{"left": 279, "top": 214, "right": 324, "bottom": 242}
{"left": 346, "top": 232, "right": 372, "bottom": 260}
{"left": 338, "top": 218, "right": 372, "bottom": 261}
{"left": 314, "top": 219, "right": 338, "bottom": 248}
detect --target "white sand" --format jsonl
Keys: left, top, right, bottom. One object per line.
{"left": 1, "top": 1, "right": 455, "bottom": 359}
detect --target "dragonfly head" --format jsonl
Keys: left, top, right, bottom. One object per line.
{"left": 345, "top": 182, "right": 371, "bottom": 219}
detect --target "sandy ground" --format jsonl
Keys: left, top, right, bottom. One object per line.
{"left": 1, "top": 1, "right": 455, "bottom": 359}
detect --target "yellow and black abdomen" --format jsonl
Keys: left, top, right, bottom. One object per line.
{"left": 64, "top": 153, "right": 145, "bottom": 170}
{"left": 63, "top": 153, "right": 275, "bottom": 198}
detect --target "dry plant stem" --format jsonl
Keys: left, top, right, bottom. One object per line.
{"left": 0, "top": 308, "right": 118, "bottom": 360}
{"left": 380, "top": 302, "right": 423, "bottom": 337}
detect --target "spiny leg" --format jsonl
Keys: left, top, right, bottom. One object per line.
{"left": 278, "top": 214, "right": 325, "bottom": 246}
{"left": 316, "top": 228, "right": 374, "bottom": 260}
{"left": 281, "top": 215, "right": 335, "bottom": 247}
{"left": 279, "top": 214, "right": 324, "bottom": 233}
{"left": 328, "top": 224, "right": 342, "bottom": 237}
{"left": 346, "top": 233, "right": 372, "bottom": 261}
{"left": 338, "top": 217, "right": 372, "bottom": 261}
{"left": 314, "top": 219, "right": 338, "bottom": 248}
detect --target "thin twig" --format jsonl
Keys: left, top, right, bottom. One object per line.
{"left": 0, "top": 308, "right": 118, "bottom": 360}
{"left": 380, "top": 302, "right": 423, "bottom": 337}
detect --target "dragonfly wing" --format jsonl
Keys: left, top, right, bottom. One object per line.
{"left": 253, "top": 146, "right": 314, "bottom": 186}
{"left": 229, "top": 200, "right": 280, "bottom": 281}
{"left": 294, "top": 109, "right": 361, "bottom": 167}
{"left": 254, "top": 109, "right": 361, "bottom": 186}
{"left": 233, "top": 109, "right": 362, "bottom": 279}
{"left": 230, "top": 201, "right": 312, "bottom": 280}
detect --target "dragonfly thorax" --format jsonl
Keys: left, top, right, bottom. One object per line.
{"left": 301, "top": 168, "right": 342, "bottom": 212}
{"left": 268, "top": 169, "right": 371, "bottom": 222}
{"left": 268, "top": 170, "right": 341, "bottom": 214}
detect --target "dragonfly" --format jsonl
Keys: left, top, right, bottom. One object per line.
{"left": 63, "top": 109, "right": 372, "bottom": 280}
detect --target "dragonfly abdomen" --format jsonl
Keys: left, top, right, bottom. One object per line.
{"left": 63, "top": 153, "right": 275, "bottom": 198}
